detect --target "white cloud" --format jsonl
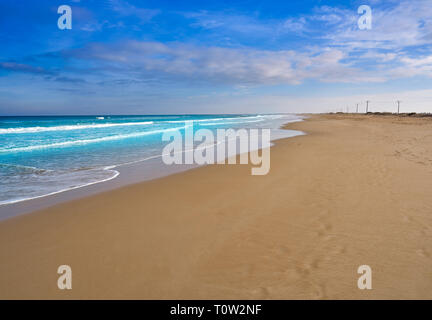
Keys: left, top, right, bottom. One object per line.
{"left": 321, "top": 0, "right": 432, "bottom": 49}
{"left": 109, "top": 0, "right": 160, "bottom": 21}
{"left": 68, "top": 41, "right": 389, "bottom": 86}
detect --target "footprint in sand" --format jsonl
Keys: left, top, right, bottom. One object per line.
{"left": 420, "top": 226, "right": 431, "bottom": 236}
{"left": 295, "top": 263, "right": 311, "bottom": 276}
{"left": 283, "top": 267, "right": 301, "bottom": 281}
{"left": 316, "top": 222, "right": 333, "bottom": 239}
{"left": 402, "top": 215, "right": 413, "bottom": 223}
{"left": 330, "top": 245, "right": 346, "bottom": 255}
{"left": 311, "top": 284, "right": 326, "bottom": 299}
{"left": 416, "top": 248, "right": 430, "bottom": 258}
{"left": 276, "top": 245, "right": 290, "bottom": 255}
{"left": 250, "top": 286, "right": 269, "bottom": 299}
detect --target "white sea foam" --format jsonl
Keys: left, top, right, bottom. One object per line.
{"left": 0, "top": 126, "right": 187, "bottom": 153}
{"left": 201, "top": 119, "right": 265, "bottom": 126}
{"left": 0, "top": 166, "right": 120, "bottom": 206}
{"left": 165, "top": 115, "right": 265, "bottom": 123}
{"left": 0, "top": 121, "right": 154, "bottom": 134}
{"left": 0, "top": 163, "right": 52, "bottom": 173}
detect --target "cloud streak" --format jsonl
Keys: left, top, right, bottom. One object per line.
{"left": 0, "top": 62, "right": 52, "bottom": 75}
{"left": 64, "top": 40, "right": 388, "bottom": 86}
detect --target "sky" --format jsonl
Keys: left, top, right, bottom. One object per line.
{"left": 0, "top": 0, "right": 432, "bottom": 115}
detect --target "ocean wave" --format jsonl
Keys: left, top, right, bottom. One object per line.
{"left": 0, "top": 121, "right": 154, "bottom": 134}
{"left": 0, "top": 126, "right": 187, "bottom": 153}
{"left": 164, "top": 115, "right": 265, "bottom": 123}
{"left": 200, "top": 119, "right": 265, "bottom": 126}
{"left": 0, "top": 163, "right": 51, "bottom": 174}
{"left": 0, "top": 115, "right": 283, "bottom": 134}
{"left": 0, "top": 166, "right": 120, "bottom": 206}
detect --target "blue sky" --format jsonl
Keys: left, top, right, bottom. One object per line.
{"left": 1, "top": 0, "right": 432, "bottom": 115}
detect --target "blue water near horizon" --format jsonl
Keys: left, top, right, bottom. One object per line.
{"left": 0, "top": 114, "right": 302, "bottom": 205}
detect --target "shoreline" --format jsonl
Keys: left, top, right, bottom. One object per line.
{"left": 1, "top": 113, "right": 432, "bottom": 299}
{"left": 0, "top": 118, "right": 304, "bottom": 220}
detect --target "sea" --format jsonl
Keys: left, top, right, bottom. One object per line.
{"left": 0, "top": 114, "right": 303, "bottom": 207}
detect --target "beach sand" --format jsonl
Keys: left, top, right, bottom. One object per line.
{"left": 1, "top": 114, "right": 432, "bottom": 299}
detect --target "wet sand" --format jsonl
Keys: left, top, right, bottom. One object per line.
{"left": 1, "top": 114, "right": 431, "bottom": 299}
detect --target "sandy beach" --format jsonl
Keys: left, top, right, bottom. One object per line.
{"left": 1, "top": 113, "right": 431, "bottom": 299}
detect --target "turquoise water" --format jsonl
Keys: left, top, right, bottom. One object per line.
{"left": 0, "top": 114, "right": 301, "bottom": 205}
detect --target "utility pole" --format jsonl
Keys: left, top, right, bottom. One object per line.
{"left": 397, "top": 100, "right": 401, "bottom": 114}
{"left": 356, "top": 103, "right": 359, "bottom": 113}
{"left": 366, "top": 100, "right": 370, "bottom": 113}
